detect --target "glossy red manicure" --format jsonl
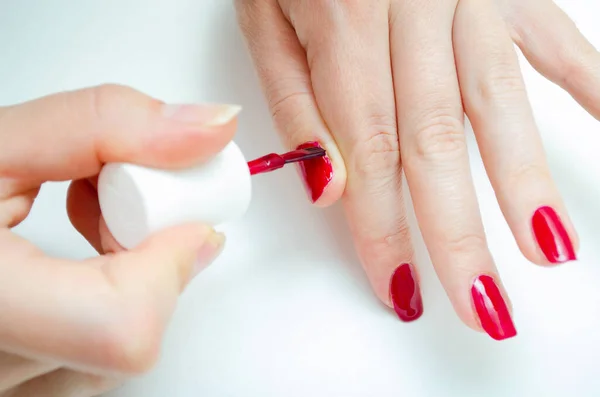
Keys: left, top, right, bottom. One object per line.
{"left": 389, "top": 264, "right": 423, "bottom": 322}
{"left": 532, "top": 206, "right": 576, "bottom": 264}
{"left": 471, "top": 275, "right": 516, "bottom": 341}
{"left": 296, "top": 142, "right": 333, "bottom": 203}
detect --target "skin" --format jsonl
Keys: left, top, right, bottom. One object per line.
{"left": 1, "top": 2, "right": 599, "bottom": 393}
{"left": 0, "top": 85, "right": 237, "bottom": 396}
{"left": 236, "top": 0, "right": 600, "bottom": 331}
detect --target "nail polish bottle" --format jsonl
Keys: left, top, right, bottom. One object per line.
{"left": 98, "top": 141, "right": 252, "bottom": 249}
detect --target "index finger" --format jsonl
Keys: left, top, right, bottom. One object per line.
{"left": 0, "top": 84, "right": 240, "bottom": 183}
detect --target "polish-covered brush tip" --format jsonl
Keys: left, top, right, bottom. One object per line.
{"left": 248, "top": 146, "right": 327, "bottom": 175}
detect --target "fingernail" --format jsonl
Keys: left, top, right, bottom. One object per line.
{"left": 192, "top": 231, "right": 225, "bottom": 279}
{"left": 471, "top": 275, "right": 516, "bottom": 341}
{"left": 162, "top": 104, "right": 242, "bottom": 126}
{"left": 532, "top": 206, "right": 576, "bottom": 264}
{"left": 295, "top": 142, "right": 333, "bottom": 203}
{"left": 389, "top": 263, "right": 423, "bottom": 322}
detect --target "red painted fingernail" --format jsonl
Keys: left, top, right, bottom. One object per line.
{"left": 389, "top": 263, "right": 423, "bottom": 322}
{"left": 471, "top": 275, "right": 516, "bottom": 341}
{"left": 296, "top": 142, "right": 333, "bottom": 203}
{"left": 532, "top": 206, "right": 576, "bottom": 264}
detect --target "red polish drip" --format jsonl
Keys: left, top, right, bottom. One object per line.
{"left": 471, "top": 275, "right": 516, "bottom": 341}
{"left": 389, "top": 263, "right": 423, "bottom": 322}
{"left": 248, "top": 146, "right": 327, "bottom": 176}
{"left": 295, "top": 142, "right": 333, "bottom": 203}
{"left": 532, "top": 206, "right": 576, "bottom": 264}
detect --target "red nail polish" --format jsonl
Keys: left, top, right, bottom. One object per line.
{"left": 532, "top": 206, "right": 576, "bottom": 264}
{"left": 471, "top": 275, "right": 516, "bottom": 341}
{"left": 389, "top": 263, "right": 423, "bottom": 322}
{"left": 296, "top": 142, "right": 333, "bottom": 203}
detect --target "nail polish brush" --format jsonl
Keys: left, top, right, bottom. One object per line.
{"left": 97, "top": 142, "right": 325, "bottom": 249}
{"left": 248, "top": 146, "right": 325, "bottom": 175}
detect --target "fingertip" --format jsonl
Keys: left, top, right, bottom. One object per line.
{"left": 455, "top": 296, "right": 487, "bottom": 334}
{"left": 134, "top": 222, "right": 213, "bottom": 253}
{"left": 311, "top": 175, "right": 345, "bottom": 208}
{"left": 111, "top": 103, "right": 241, "bottom": 170}
{"left": 466, "top": 273, "right": 517, "bottom": 341}
{"left": 139, "top": 222, "right": 214, "bottom": 258}
{"left": 293, "top": 140, "right": 346, "bottom": 207}
{"left": 515, "top": 205, "right": 579, "bottom": 267}
{"left": 433, "top": 258, "right": 517, "bottom": 338}
{"left": 388, "top": 263, "right": 424, "bottom": 322}
{"left": 364, "top": 262, "right": 425, "bottom": 323}
{"left": 87, "top": 83, "right": 241, "bottom": 169}
{"left": 100, "top": 223, "right": 218, "bottom": 305}
{"left": 131, "top": 223, "right": 222, "bottom": 291}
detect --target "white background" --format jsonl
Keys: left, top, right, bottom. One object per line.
{"left": 1, "top": 1, "right": 600, "bottom": 396}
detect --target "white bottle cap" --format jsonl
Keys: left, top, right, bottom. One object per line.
{"left": 98, "top": 141, "right": 252, "bottom": 249}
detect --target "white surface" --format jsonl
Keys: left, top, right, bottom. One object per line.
{"left": 2, "top": 1, "right": 600, "bottom": 396}
{"left": 98, "top": 141, "right": 252, "bottom": 249}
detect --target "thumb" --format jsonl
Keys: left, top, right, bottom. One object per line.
{"left": 0, "top": 223, "right": 223, "bottom": 375}
{"left": 114, "top": 223, "right": 225, "bottom": 309}
{"left": 0, "top": 84, "right": 241, "bottom": 183}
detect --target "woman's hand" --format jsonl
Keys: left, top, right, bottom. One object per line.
{"left": 0, "top": 85, "right": 238, "bottom": 396}
{"left": 236, "top": 0, "right": 600, "bottom": 339}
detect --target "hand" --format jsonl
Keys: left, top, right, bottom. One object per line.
{"left": 0, "top": 85, "right": 238, "bottom": 396}
{"left": 236, "top": 0, "right": 600, "bottom": 339}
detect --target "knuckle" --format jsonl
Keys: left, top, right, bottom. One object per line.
{"left": 267, "top": 87, "right": 315, "bottom": 145}
{"left": 349, "top": 114, "right": 400, "bottom": 179}
{"left": 506, "top": 162, "right": 547, "bottom": 187}
{"left": 558, "top": 47, "right": 600, "bottom": 88}
{"left": 100, "top": 305, "right": 162, "bottom": 375}
{"left": 358, "top": 216, "right": 414, "bottom": 264}
{"left": 84, "top": 84, "right": 137, "bottom": 122}
{"left": 409, "top": 115, "right": 466, "bottom": 161}
{"left": 443, "top": 233, "right": 487, "bottom": 257}
{"left": 377, "top": 221, "right": 413, "bottom": 252}
{"left": 473, "top": 66, "right": 525, "bottom": 104}
{"left": 267, "top": 81, "right": 311, "bottom": 121}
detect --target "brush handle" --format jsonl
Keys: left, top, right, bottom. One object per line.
{"left": 97, "top": 141, "right": 252, "bottom": 249}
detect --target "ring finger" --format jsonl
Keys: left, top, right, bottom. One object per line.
{"left": 454, "top": 0, "right": 578, "bottom": 266}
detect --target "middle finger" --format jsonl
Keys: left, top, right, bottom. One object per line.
{"left": 391, "top": 0, "right": 516, "bottom": 340}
